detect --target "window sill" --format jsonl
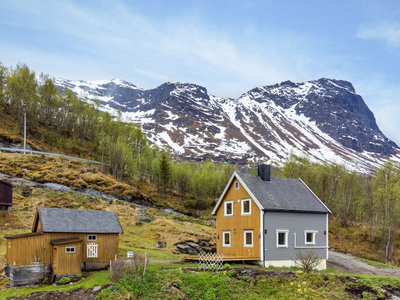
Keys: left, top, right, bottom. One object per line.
{"left": 222, "top": 245, "right": 231, "bottom": 247}
{"left": 224, "top": 215, "right": 233, "bottom": 217}
{"left": 244, "top": 245, "right": 253, "bottom": 248}
{"left": 241, "top": 213, "right": 251, "bottom": 216}
{"left": 276, "top": 245, "right": 288, "bottom": 248}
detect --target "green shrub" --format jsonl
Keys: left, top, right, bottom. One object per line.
{"left": 76, "top": 274, "right": 82, "bottom": 279}
{"left": 59, "top": 277, "right": 71, "bottom": 284}
{"left": 95, "top": 286, "right": 116, "bottom": 300}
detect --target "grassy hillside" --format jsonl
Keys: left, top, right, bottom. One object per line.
{"left": 0, "top": 161, "right": 216, "bottom": 291}
{"left": 0, "top": 152, "right": 215, "bottom": 218}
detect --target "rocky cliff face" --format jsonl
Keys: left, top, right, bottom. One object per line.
{"left": 54, "top": 77, "right": 400, "bottom": 172}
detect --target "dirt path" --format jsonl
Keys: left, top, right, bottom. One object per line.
{"left": 328, "top": 250, "right": 400, "bottom": 277}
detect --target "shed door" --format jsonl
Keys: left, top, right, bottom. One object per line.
{"left": 54, "top": 242, "right": 82, "bottom": 275}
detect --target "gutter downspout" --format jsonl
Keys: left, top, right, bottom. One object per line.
{"left": 262, "top": 210, "right": 266, "bottom": 267}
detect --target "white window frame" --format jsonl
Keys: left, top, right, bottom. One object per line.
{"left": 234, "top": 181, "right": 239, "bottom": 190}
{"left": 88, "top": 235, "right": 97, "bottom": 241}
{"left": 243, "top": 230, "right": 253, "bottom": 247}
{"left": 222, "top": 231, "right": 231, "bottom": 247}
{"left": 276, "top": 230, "right": 289, "bottom": 248}
{"left": 224, "top": 201, "right": 233, "bottom": 217}
{"left": 304, "top": 230, "right": 317, "bottom": 245}
{"left": 65, "top": 246, "right": 75, "bottom": 253}
{"left": 241, "top": 199, "right": 251, "bottom": 215}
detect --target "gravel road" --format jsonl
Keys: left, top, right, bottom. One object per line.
{"left": 328, "top": 250, "right": 400, "bottom": 277}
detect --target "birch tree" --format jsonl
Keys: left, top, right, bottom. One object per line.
{"left": 373, "top": 160, "right": 400, "bottom": 263}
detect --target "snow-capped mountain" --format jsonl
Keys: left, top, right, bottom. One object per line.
{"left": 54, "top": 77, "right": 400, "bottom": 172}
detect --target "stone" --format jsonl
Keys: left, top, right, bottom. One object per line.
{"left": 176, "top": 244, "right": 199, "bottom": 255}
{"left": 156, "top": 241, "right": 166, "bottom": 248}
{"left": 93, "top": 286, "right": 102, "bottom": 292}
{"left": 186, "top": 242, "right": 203, "bottom": 251}
{"left": 198, "top": 240, "right": 210, "bottom": 248}
{"left": 139, "top": 216, "right": 151, "bottom": 222}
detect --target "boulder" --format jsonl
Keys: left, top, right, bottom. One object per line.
{"left": 176, "top": 244, "right": 199, "bottom": 255}
{"left": 139, "top": 216, "right": 151, "bottom": 222}
{"left": 156, "top": 241, "right": 166, "bottom": 248}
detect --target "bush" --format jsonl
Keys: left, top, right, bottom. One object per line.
{"left": 59, "top": 277, "right": 71, "bottom": 284}
{"left": 95, "top": 286, "right": 116, "bottom": 300}
{"left": 110, "top": 252, "right": 150, "bottom": 282}
{"left": 295, "top": 250, "right": 323, "bottom": 273}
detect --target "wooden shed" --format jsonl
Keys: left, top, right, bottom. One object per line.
{"left": 5, "top": 207, "right": 123, "bottom": 285}
{"left": 0, "top": 180, "right": 13, "bottom": 211}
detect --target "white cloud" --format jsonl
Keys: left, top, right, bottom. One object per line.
{"left": 357, "top": 22, "right": 400, "bottom": 48}
{"left": 0, "top": 0, "right": 328, "bottom": 97}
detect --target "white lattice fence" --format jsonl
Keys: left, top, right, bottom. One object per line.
{"left": 87, "top": 243, "right": 98, "bottom": 258}
{"left": 198, "top": 252, "right": 224, "bottom": 272}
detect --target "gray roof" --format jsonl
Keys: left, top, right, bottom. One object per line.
{"left": 38, "top": 207, "right": 123, "bottom": 233}
{"left": 238, "top": 172, "right": 330, "bottom": 213}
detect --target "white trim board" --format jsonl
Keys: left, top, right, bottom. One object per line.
{"left": 212, "top": 172, "right": 264, "bottom": 215}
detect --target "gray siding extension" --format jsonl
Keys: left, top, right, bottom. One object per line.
{"left": 264, "top": 212, "right": 328, "bottom": 261}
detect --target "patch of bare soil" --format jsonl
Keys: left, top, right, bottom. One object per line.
{"left": 6, "top": 284, "right": 116, "bottom": 300}
{"left": 234, "top": 267, "right": 297, "bottom": 279}
{"left": 182, "top": 266, "right": 296, "bottom": 279}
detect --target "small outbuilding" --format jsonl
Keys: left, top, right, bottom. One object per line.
{"left": 5, "top": 207, "right": 123, "bottom": 285}
{"left": 0, "top": 180, "right": 13, "bottom": 211}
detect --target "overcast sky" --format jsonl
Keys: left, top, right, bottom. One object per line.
{"left": 1, "top": 0, "right": 400, "bottom": 145}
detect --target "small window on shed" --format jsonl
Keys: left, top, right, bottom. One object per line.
{"left": 234, "top": 181, "right": 239, "bottom": 190}
{"left": 66, "top": 246, "right": 75, "bottom": 253}
{"left": 88, "top": 235, "right": 97, "bottom": 241}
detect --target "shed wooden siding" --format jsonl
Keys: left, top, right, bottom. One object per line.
{"left": 6, "top": 233, "right": 119, "bottom": 266}
{"left": 53, "top": 241, "right": 82, "bottom": 275}
{"left": 215, "top": 178, "right": 261, "bottom": 258}
{"left": 0, "top": 181, "right": 12, "bottom": 206}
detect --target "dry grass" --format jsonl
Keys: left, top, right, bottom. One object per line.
{"left": 0, "top": 152, "right": 216, "bottom": 218}
{"left": 0, "top": 183, "right": 216, "bottom": 267}
{"left": 329, "top": 217, "right": 400, "bottom": 265}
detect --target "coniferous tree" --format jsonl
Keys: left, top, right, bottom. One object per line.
{"left": 159, "top": 148, "right": 171, "bottom": 199}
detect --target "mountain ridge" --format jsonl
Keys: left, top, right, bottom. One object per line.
{"left": 54, "top": 77, "right": 400, "bottom": 173}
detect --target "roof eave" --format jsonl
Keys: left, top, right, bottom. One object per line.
{"left": 263, "top": 208, "right": 330, "bottom": 214}
{"left": 211, "top": 172, "right": 237, "bottom": 215}
{"left": 211, "top": 172, "right": 265, "bottom": 215}
{"left": 298, "top": 178, "right": 332, "bottom": 214}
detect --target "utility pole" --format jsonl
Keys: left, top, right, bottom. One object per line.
{"left": 23, "top": 103, "right": 26, "bottom": 154}
{"left": 138, "top": 148, "right": 141, "bottom": 189}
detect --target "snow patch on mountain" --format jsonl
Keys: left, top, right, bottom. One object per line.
{"left": 54, "top": 77, "right": 400, "bottom": 173}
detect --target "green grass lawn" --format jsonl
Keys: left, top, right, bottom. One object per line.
{"left": 4, "top": 263, "right": 400, "bottom": 300}
{"left": 0, "top": 270, "right": 110, "bottom": 300}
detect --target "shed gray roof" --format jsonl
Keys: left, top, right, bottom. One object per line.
{"left": 237, "top": 172, "right": 330, "bottom": 213}
{"left": 38, "top": 207, "right": 123, "bottom": 233}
